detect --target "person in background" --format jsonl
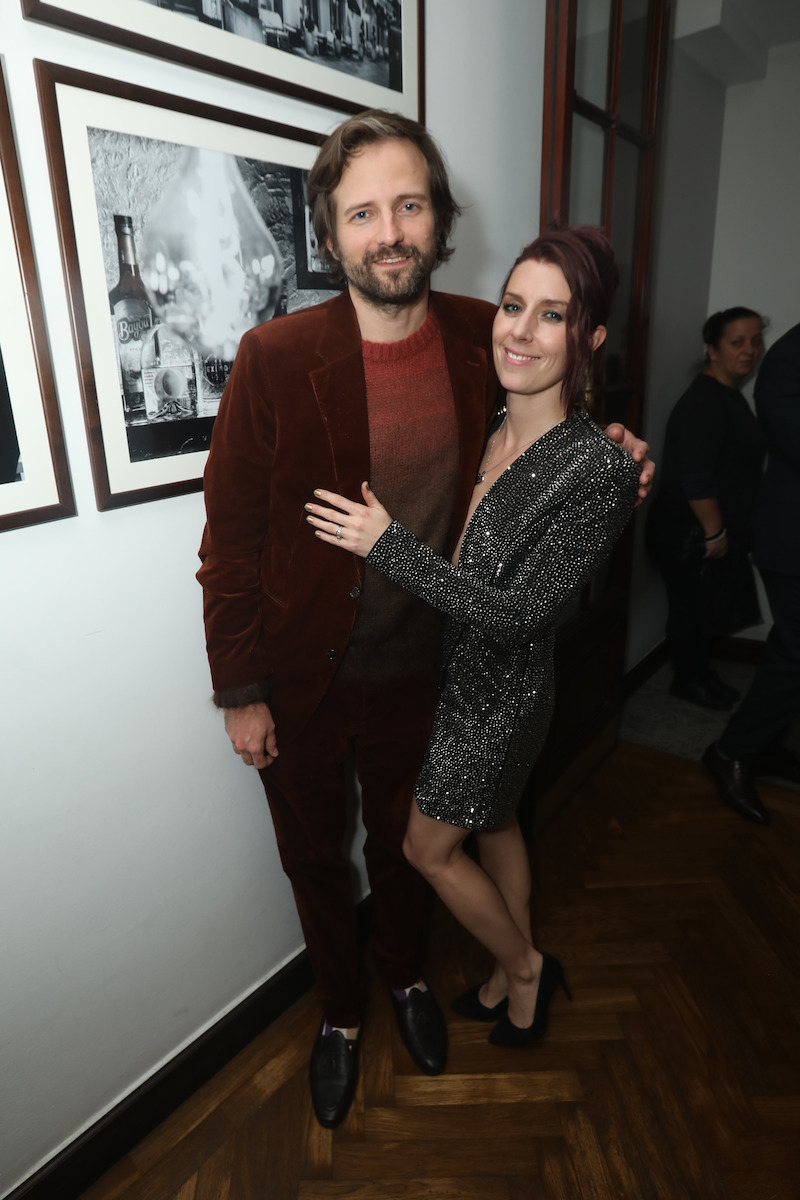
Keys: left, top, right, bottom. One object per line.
{"left": 646, "top": 307, "right": 766, "bottom": 710}
{"left": 198, "top": 109, "right": 654, "bottom": 1130}
{"left": 703, "top": 321, "right": 800, "bottom": 824}
{"left": 305, "top": 226, "right": 639, "bottom": 1049}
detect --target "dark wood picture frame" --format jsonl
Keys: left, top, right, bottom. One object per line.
{"left": 35, "top": 59, "right": 342, "bottom": 510}
{"left": 0, "top": 64, "right": 74, "bottom": 533}
{"left": 23, "top": 0, "right": 425, "bottom": 121}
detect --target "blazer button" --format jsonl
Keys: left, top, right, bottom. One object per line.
{"left": 326, "top": 648, "right": 337, "bottom": 660}
{"left": 349, "top": 586, "right": 361, "bottom": 599}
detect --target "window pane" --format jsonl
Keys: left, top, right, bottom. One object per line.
{"left": 618, "top": 0, "right": 650, "bottom": 130}
{"left": 569, "top": 115, "right": 605, "bottom": 227}
{"left": 575, "top": 0, "right": 613, "bottom": 109}
{"left": 606, "top": 136, "right": 640, "bottom": 384}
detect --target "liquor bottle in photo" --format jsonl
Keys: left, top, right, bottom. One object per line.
{"left": 109, "top": 214, "right": 153, "bottom": 422}
{"left": 141, "top": 322, "right": 201, "bottom": 421}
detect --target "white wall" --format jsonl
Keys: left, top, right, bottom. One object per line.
{"left": 707, "top": 38, "right": 800, "bottom": 639}
{"left": 626, "top": 44, "right": 728, "bottom": 668}
{"left": 709, "top": 40, "right": 800, "bottom": 362}
{"left": 0, "top": 1, "right": 546, "bottom": 1193}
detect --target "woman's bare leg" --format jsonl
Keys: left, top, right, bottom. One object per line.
{"left": 472, "top": 816, "right": 534, "bottom": 1008}
{"left": 404, "top": 803, "right": 543, "bottom": 1029}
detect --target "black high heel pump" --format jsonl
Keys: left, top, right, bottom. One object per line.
{"left": 487, "top": 952, "right": 571, "bottom": 1047}
{"left": 451, "top": 983, "right": 508, "bottom": 1022}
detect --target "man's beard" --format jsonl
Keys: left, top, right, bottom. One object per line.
{"left": 334, "top": 240, "right": 437, "bottom": 307}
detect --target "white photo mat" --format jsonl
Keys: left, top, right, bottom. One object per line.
{"left": 24, "top": 0, "right": 423, "bottom": 118}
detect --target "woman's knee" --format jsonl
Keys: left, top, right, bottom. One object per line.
{"left": 402, "top": 825, "right": 430, "bottom": 874}
{"left": 403, "top": 806, "right": 460, "bottom": 878}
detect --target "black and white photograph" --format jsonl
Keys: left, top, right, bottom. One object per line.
{"left": 0, "top": 67, "right": 74, "bottom": 533}
{"left": 24, "top": 0, "right": 423, "bottom": 117}
{"left": 0, "top": 352, "right": 22, "bottom": 486}
{"left": 35, "top": 60, "right": 336, "bottom": 509}
{"left": 89, "top": 131, "right": 338, "bottom": 466}
{"left": 142, "top": 0, "right": 404, "bottom": 93}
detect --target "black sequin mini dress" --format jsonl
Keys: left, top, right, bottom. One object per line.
{"left": 366, "top": 411, "right": 640, "bottom": 831}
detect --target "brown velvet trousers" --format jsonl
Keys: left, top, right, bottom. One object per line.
{"left": 259, "top": 672, "right": 438, "bottom": 1028}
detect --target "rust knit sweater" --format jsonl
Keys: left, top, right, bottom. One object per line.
{"left": 336, "top": 309, "right": 459, "bottom": 683}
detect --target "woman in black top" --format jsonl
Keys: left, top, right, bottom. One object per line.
{"left": 647, "top": 307, "right": 766, "bottom": 709}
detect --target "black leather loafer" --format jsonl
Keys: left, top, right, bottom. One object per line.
{"left": 702, "top": 743, "right": 770, "bottom": 825}
{"left": 309, "top": 1026, "right": 359, "bottom": 1129}
{"left": 391, "top": 986, "right": 447, "bottom": 1075}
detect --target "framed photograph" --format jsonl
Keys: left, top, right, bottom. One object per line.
{"left": 0, "top": 66, "right": 74, "bottom": 533}
{"left": 35, "top": 60, "right": 342, "bottom": 510}
{"left": 23, "top": 1, "right": 424, "bottom": 120}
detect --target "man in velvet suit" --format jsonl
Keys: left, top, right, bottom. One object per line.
{"left": 704, "top": 321, "right": 800, "bottom": 824}
{"left": 198, "top": 110, "right": 653, "bottom": 1128}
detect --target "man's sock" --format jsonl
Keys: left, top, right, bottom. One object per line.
{"left": 392, "top": 979, "right": 428, "bottom": 1002}
{"left": 322, "top": 1021, "right": 359, "bottom": 1045}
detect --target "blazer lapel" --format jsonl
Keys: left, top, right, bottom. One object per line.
{"left": 308, "top": 292, "right": 371, "bottom": 503}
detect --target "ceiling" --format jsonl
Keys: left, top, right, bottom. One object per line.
{"left": 674, "top": 0, "right": 800, "bottom": 85}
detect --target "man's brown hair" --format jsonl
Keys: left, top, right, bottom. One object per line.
{"left": 307, "top": 109, "right": 461, "bottom": 285}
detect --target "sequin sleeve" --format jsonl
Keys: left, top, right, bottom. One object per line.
{"left": 366, "top": 436, "right": 638, "bottom": 646}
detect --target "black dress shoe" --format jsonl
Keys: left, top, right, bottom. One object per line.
{"left": 488, "top": 952, "right": 572, "bottom": 1048}
{"left": 701, "top": 743, "right": 770, "bottom": 825}
{"left": 669, "top": 678, "right": 732, "bottom": 711}
{"left": 309, "top": 1026, "right": 359, "bottom": 1129}
{"left": 451, "top": 984, "right": 508, "bottom": 1022}
{"left": 391, "top": 986, "right": 447, "bottom": 1075}
{"left": 752, "top": 744, "right": 800, "bottom": 786}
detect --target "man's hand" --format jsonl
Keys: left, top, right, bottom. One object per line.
{"left": 605, "top": 423, "right": 655, "bottom": 504}
{"left": 224, "top": 702, "right": 278, "bottom": 768}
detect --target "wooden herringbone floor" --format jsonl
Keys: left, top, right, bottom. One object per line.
{"left": 80, "top": 741, "right": 800, "bottom": 1200}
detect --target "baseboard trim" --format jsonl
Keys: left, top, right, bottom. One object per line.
{"left": 622, "top": 640, "right": 668, "bottom": 700}
{"left": 7, "top": 952, "right": 315, "bottom": 1200}
{"left": 621, "top": 635, "right": 765, "bottom": 702}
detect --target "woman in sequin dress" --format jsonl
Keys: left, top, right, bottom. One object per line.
{"left": 306, "top": 227, "right": 640, "bottom": 1047}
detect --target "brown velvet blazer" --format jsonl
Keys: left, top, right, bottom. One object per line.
{"left": 197, "top": 288, "right": 499, "bottom": 744}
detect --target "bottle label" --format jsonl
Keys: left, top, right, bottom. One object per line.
{"left": 116, "top": 314, "right": 153, "bottom": 344}
{"left": 141, "top": 323, "right": 199, "bottom": 421}
{"left": 113, "top": 298, "right": 153, "bottom": 421}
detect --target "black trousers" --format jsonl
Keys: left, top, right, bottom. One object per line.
{"left": 258, "top": 672, "right": 438, "bottom": 1029}
{"left": 718, "top": 569, "right": 800, "bottom": 762}
{"left": 658, "top": 554, "right": 713, "bottom": 684}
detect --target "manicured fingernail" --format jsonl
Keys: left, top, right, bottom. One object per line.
{"left": 313, "top": 489, "right": 321, "bottom": 496}
{"left": 304, "top": 503, "right": 312, "bottom": 510}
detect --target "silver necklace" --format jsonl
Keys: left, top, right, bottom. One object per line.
{"left": 476, "top": 419, "right": 539, "bottom": 483}
{"left": 475, "top": 418, "right": 507, "bottom": 483}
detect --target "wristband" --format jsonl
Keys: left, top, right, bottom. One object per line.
{"left": 704, "top": 527, "right": 726, "bottom": 544}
